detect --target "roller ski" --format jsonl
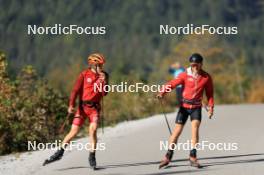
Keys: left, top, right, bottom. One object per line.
{"left": 159, "top": 150, "right": 173, "bottom": 169}
{"left": 189, "top": 149, "right": 201, "bottom": 168}
{"left": 43, "top": 148, "right": 64, "bottom": 166}
{"left": 89, "top": 152, "right": 97, "bottom": 170}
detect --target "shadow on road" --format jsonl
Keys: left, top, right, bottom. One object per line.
{"left": 56, "top": 153, "right": 264, "bottom": 172}
{"left": 202, "top": 157, "right": 264, "bottom": 167}
{"left": 143, "top": 169, "right": 208, "bottom": 175}
{"left": 165, "top": 153, "right": 264, "bottom": 169}
{"left": 57, "top": 166, "right": 106, "bottom": 171}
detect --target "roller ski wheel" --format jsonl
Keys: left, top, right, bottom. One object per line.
{"left": 159, "top": 150, "right": 173, "bottom": 169}
{"left": 189, "top": 157, "right": 201, "bottom": 168}
{"left": 89, "top": 152, "right": 97, "bottom": 170}
{"left": 43, "top": 149, "right": 64, "bottom": 166}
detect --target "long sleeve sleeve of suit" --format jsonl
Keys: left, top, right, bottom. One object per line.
{"left": 205, "top": 75, "right": 214, "bottom": 108}
{"left": 159, "top": 73, "right": 185, "bottom": 96}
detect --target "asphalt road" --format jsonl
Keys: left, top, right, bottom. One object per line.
{"left": 33, "top": 104, "right": 264, "bottom": 175}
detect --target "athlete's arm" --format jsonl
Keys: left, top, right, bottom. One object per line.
{"left": 158, "top": 73, "right": 185, "bottom": 97}
{"left": 205, "top": 75, "right": 214, "bottom": 117}
{"left": 69, "top": 73, "right": 84, "bottom": 108}
{"left": 94, "top": 71, "right": 108, "bottom": 96}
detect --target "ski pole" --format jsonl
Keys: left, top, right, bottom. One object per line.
{"left": 59, "top": 113, "right": 72, "bottom": 134}
{"left": 202, "top": 103, "right": 213, "bottom": 119}
{"left": 203, "top": 105, "right": 209, "bottom": 112}
{"left": 101, "top": 97, "right": 104, "bottom": 134}
{"left": 96, "top": 64, "right": 105, "bottom": 134}
{"left": 158, "top": 99, "right": 172, "bottom": 135}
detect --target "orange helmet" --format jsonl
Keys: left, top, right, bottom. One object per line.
{"left": 87, "top": 53, "right": 105, "bottom": 65}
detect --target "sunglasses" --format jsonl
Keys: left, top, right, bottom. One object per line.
{"left": 190, "top": 63, "right": 199, "bottom": 66}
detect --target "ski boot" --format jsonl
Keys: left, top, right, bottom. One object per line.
{"left": 189, "top": 149, "right": 201, "bottom": 168}
{"left": 159, "top": 150, "right": 174, "bottom": 169}
{"left": 43, "top": 148, "right": 64, "bottom": 166}
{"left": 89, "top": 152, "right": 97, "bottom": 170}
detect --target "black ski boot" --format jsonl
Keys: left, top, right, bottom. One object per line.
{"left": 189, "top": 149, "right": 201, "bottom": 168}
{"left": 89, "top": 152, "right": 97, "bottom": 170}
{"left": 43, "top": 148, "right": 64, "bottom": 166}
{"left": 159, "top": 150, "right": 174, "bottom": 169}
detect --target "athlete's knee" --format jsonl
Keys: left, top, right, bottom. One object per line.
{"left": 192, "top": 126, "right": 199, "bottom": 131}
{"left": 175, "top": 123, "right": 184, "bottom": 131}
{"left": 70, "top": 125, "right": 79, "bottom": 136}
{"left": 174, "top": 128, "right": 182, "bottom": 136}
{"left": 89, "top": 123, "right": 98, "bottom": 134}
{"left": 172, "top": 127, "right": 182, "bottom": 138}
{"left": 192, "top": 120, "right": 200, "bottom": 127}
